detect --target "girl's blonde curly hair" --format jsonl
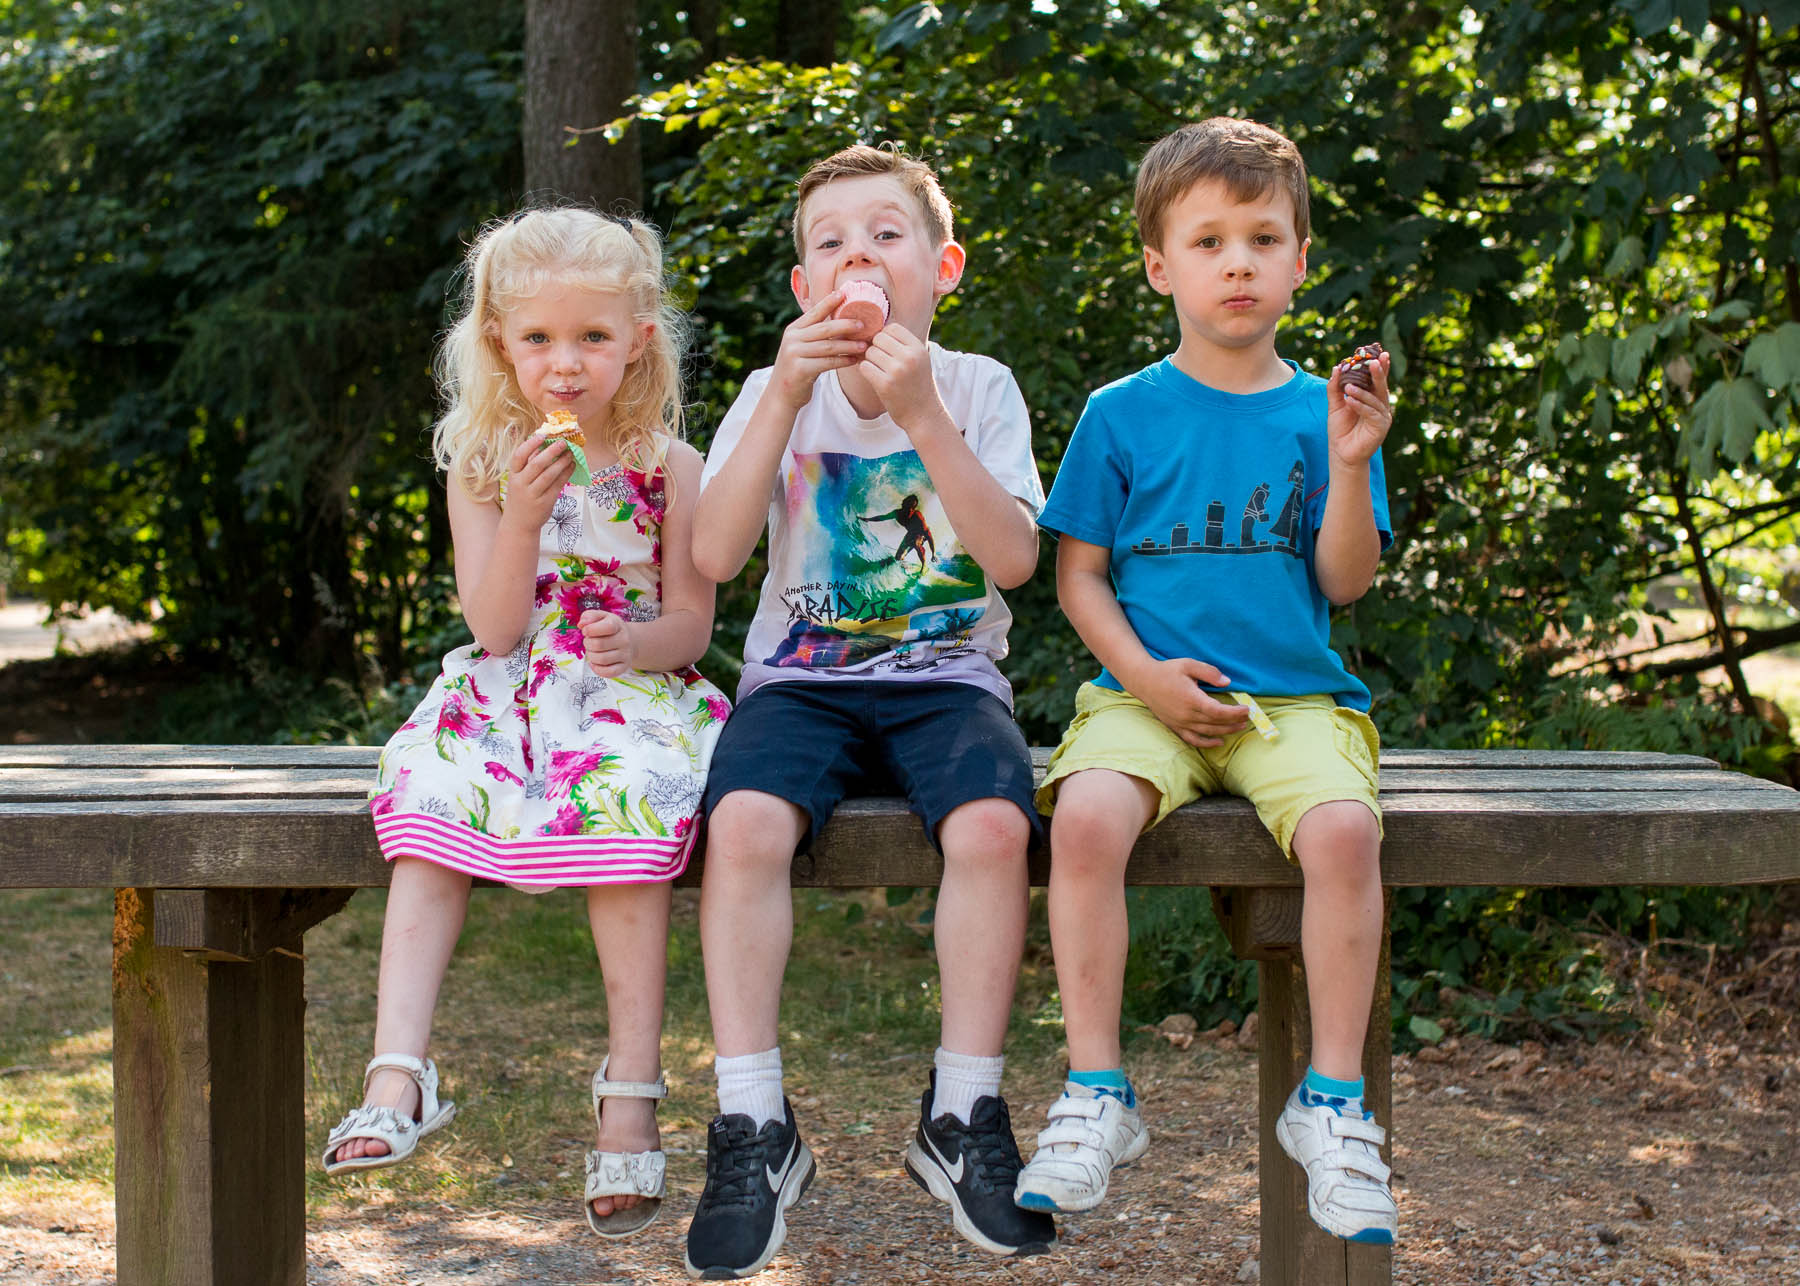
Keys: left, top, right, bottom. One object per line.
{"left": 432, "top": 207, "right": 689, "bottom": 503}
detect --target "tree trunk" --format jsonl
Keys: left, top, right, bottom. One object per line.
{"left": 523, "top": 0, "right": 642, "bottom": 210}
{"left": 687, "top": 0, "right": 720, "bottom": 66}
{"left": 296, "top": 483, "right": 358, "bottom": 680}
{"left": 778, "top": 0, "right": 840, "bottom": 67}
{"left": 1668, "top": 442, "right": 1759, "bottom": 718}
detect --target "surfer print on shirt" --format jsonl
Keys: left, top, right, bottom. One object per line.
{"left": 766, "top": 448, "right": 988, "bottom": 670}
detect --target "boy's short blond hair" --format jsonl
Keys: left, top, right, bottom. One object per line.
{"left": 1134, "top": 118, "right": 1310, "bottom": 251}
{"left": 793, "top": 144, "right": 955, "bottom": 259}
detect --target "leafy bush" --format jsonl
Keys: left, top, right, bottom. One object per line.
{"left": 1121, "top": 888, "right": 1257, "bottom": 1031}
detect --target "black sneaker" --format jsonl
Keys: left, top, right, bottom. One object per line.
{"left": 903, "top": 1077, "right": 1057, "bottom": 1256}
{"left": 684, "top": 1099, "right": 816, "bottom": 1280}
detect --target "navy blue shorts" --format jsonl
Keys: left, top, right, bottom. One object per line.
{"left": 701, "top": 680, "right": 1044, "bottom": 854}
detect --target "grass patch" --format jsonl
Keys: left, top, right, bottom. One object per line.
{"left": 0, "top": 890, "right": 116, "bottom": 1214}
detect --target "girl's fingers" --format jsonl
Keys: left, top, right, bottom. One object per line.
{"left": 518, "top": 437, "right": 557, "bottom": 481}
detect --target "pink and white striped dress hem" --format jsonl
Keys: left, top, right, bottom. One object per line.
{"left": 372, "top": 810, "right": 697, "bottom": 886}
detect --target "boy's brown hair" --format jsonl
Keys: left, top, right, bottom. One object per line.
{"left": 1133, "top": 118, "right": 1310, "bottom": 251}
{"left": 792, "top": 143, "right": 955, "bottom": 259}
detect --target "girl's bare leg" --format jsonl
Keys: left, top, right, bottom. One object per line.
{"left": 334, "top": 857, "right": 471, "bottom": 1161}
{"left": 585, "top": 880, "right": 672, "bottom": 1216}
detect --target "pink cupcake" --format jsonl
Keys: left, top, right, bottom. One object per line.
{"left": 834, "top": 280, "right": 890, "bottom": 340}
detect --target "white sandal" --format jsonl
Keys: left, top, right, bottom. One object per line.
{"left": 321, "top": 1054, "right": 457, "bottom": 1175}
{"left": 584, "top": 1056, "right": 667, "bottom": 1237}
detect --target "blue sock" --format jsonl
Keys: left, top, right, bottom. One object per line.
{"left": 1069, "top": 1067, "right": 1135, "bottom": 1108}
{"left": 1299, "top": 1066, "right": 1365, "bottom": 1118}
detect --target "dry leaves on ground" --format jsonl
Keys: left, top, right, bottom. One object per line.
{"left": 7, "top": 1025, "right": 1797, "bottom": 1286}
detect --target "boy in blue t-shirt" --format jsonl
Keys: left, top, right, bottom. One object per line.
{"left": 1018, "top": 117, "right": 1398, "bottom": 1245}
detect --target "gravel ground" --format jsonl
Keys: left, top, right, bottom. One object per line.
{"left": 7, "top": 1028, "right": 1796, "bottom": 1285}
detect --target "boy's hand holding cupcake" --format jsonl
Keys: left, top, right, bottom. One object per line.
{"left": 767, "top": 288, "right": 877, "bottom": 411}
{"left": 860, "top": 320, "right": 949, "bottom": 438}
{"left": 837, "top": 278, "right": 948, "bottom": 436}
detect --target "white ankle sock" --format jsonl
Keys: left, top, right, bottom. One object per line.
{"left": 931, "top": 1046, "right": 1004, "bottom": 1123}
{"left": 715, "top": 1048, "right": 785, "bottom": 1129}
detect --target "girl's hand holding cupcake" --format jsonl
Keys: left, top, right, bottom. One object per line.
{"left": 501, "top": 428, "right": 578, "bottom": 531}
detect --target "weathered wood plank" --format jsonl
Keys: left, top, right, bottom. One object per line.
{"left": 1211, "top": 886, "right": 1304, "bottom": 961}
{"left": 113, "top": 889, "right": 307, "bottom": 1286}
{"left": 0, "top": 742, "right": 1724, "bottom": 772}
{"left": 153, "top": 888, "right": 355, "bottom": 961}
{"left": 1371, "top": 747, "right": 1719, "bottom": 770}
{"left": 0, "top": 764, "right": 1764, "bottom": 804}
{"left": 1257, "top": 953, "right": 1307, "bottom": 1286}
{"left": 0, "top": 767, "right": 378, "bottom": 801}
{"left": 5, "top": 786, "right": 1800, "bottom": 889}
{"left": 0, "top": 744, "right": 383, "bottom": 769}
{"left": 17, "top": 743, "right": 1790, "bottom": 1286}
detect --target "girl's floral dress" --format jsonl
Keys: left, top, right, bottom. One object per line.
{"left": 369, "top": 462, "right": 730, "bottom": 888}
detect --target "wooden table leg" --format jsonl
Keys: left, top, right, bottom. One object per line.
{"left": 112, "top": 888, "right": 311, "bottom": 1286}
{"left": 1258, "top": 950, "right": 1308, "bottom": 1285}
{"left": 1220, "top": 888, "right": 1394, "bottom": 1286}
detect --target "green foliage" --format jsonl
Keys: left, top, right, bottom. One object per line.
{"left": 126, "top": 654, "right": 430, "bottom": 747}
{"left": 1121, "top": 888, "right": 1257, "bottom": 1029}
{"left": 0, "top": 0, "right": 520, "bottom": 678}
{"left": 1120, "top": 880, "right": 1766, "bottom": 1048}
{"left": 1387, "top": 882, "right": 1766, "bottom": 1045}
{"left": 623, "top": 1, "right": 1800, "bottom": 757}
{"left": 10, "top": 0, "right": 1799, "bottom": 754}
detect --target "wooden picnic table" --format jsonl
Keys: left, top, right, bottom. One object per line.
{"left": 4, "top": 742, "right": 1799, "bottom": 1286}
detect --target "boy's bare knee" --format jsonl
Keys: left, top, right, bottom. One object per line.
{"left": 705, "top": 791, "right": 804, "bottom": 873}
{"left": 1293, "top": 800, "right": 1382, "bottom": 883}
{"left": 1048, "top": 771, "right": 1154, "bottom": 870}
{"left": 1055, "top": 769, "right": 1157, "bottom": 825}
{"left": 938, "top": 797, "right": 1031, "bottom": 867}
{"left": 1049, "top": 813, "right": 1135, "bottom": 883}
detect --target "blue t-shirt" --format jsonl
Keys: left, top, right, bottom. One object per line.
{"left": 1039, "top": 358, "right": 1390, "bottom": 712}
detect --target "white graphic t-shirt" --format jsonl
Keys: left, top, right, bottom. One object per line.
{"left": 700, "top": 344, "right": 1044, "bottom": 706}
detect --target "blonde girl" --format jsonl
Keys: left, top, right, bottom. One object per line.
{"left": 323, "top": 207, "right": 730, "bottom": 1241}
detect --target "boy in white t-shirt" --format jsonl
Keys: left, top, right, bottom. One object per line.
{"left": 683, "top": 143, "right": 1054, "bottom": 1279}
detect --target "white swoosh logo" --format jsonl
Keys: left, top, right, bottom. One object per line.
{"left": 925, "top": 1134, "right": 965, "bottom": 1184}
{"left": 764, "top": 1138, "right": 797, "bottom": 1193}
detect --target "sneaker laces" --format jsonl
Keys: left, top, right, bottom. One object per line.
{"left": 950, "top": 1098, "right": 1025, "bottom": 1195}
{"left": 697, "top": 1116, "right": 782, "bottom": 1213}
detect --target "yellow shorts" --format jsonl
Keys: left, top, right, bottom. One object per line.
{"left": 1034, "top": 683, "right": 1382, "bottom": 862}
